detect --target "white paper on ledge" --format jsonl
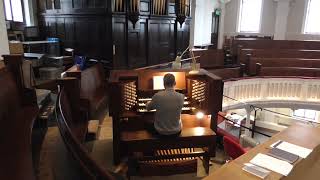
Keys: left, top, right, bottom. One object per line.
{"left": 271, "top": 140, "right": 313, "bottom": 158}
{"left": 250, "top": 153, "right": 293, "bottom": 176}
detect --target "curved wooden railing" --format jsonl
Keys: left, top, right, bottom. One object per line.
{"left": 56, "top": 81, "right": 123, "bottom": 180}
{"left": 223, "top": 76, "right": 320, "bottom": 111}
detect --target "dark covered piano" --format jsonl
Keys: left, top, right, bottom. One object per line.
{"left": 109, "top": 69, "right": 223, "bottom": 176}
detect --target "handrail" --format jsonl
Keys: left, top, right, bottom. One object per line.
{"left": 55, "top": 88, "right": 121, "bottom": 180}
{"left": 218, "top": 113, "right": 272, "bottom": 138}
{"left": 135, "top": 56, "right": 200, "bottom": 70}
{"left": 223, "top": 95, "right": 320, "bottom": 125}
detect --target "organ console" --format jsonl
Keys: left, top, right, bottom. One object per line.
{"left": 109, "top": 69, "right": 223, "bottom": 175}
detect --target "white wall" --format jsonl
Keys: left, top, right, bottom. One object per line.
{"left": 193, "top": 0, "right": 219, "bottom": 46}
{"left": 23, "top": 0, "right": 38, "bottom": 26}
{"left": 0, "top": 1, "right": 9, "bottom": 59}
{"left": 222, "top": 0, "right": 320, "bottom": 40}
{"left": 286, "top": 0, "right": 320, "bottom": 40}
{"left": 223, "top": 0, "right": 276, "bottom": 37}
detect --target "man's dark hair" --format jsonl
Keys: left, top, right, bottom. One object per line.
{"left": 163, "top": 73, "right": 176, "bottom": 87}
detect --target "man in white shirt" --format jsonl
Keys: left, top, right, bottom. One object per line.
{"left": 146, "top": 73, "right": 185, "bottom": 136}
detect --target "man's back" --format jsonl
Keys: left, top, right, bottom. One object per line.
{"left": 146, "top": 88, "right": 184, "bottom": 135}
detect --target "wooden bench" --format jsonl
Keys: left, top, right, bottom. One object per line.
{"left": 232, "top": 39, "right": 320, "bottom": 57}
{"left": 0, "top": 63, "right": 39, "bottom": 180}
{"left": 205, "top": 65, "right": 245, "bottom": 80}
{"left": 239, "top": 49, "right": 320, "bottom": 65}
{"left": 192, "top": 49, "right": 225, "bottom": 68}
{"left": 56, "top": 78, "right": 123, "bottom": 180}
{"left": 122, "top": 127, "right": 216, "bottom": 176}
{"left": 247, "top": 58, "right": 320, "bottom": 75}
{"left": 256, "top": 64, "right": 320, "bottom": 77}
{"left": 66, "top": 63, "right": 108, "bottom": 120}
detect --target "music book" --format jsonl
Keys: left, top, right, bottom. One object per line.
{"left": 250, "top": 153, "right": 293, "bottom": 176}
{"left": 270, "top": 140, "right": 312, "bottom": 158}
{"left": 243, "top": 163, "right": 270, "bottom": 179}
{"left": 267, "top": 147, "right": 299, "bottom": 164}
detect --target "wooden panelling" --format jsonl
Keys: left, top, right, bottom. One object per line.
{"left": 72, "top": 0, "right": 83, "bottom": 9}
{"left": 148, "top": 18, "right": 175, "bottom": 65}
{"left": 176, "top": 18, "right": 191, "bottom": 54}
{"left": 113, "top": 16, "right": 128, "bottom": 69}
{"left": 64, "top": 18, "right": 75, "bottom": 48}
{"left": 38, "top": 0, "right": 191, "bottom": 69}
{"left": 128, "top": 19, "right": 148, "bottom": 68}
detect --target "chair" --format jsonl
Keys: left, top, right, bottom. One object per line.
{"left": 216, "top": 112, "right": 240, "bottom": 146}
{"left": 223, "top": 136, "right": 247, "bottom": 160}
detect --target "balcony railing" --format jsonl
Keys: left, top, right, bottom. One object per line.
{"left": 223, "top": 77, "right": 320, "bottom": 111}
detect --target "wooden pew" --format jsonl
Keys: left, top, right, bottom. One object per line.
{"left": 66, "top": 63, "right": 108, "bottom": 120}
{"left": 248, "top": 58, "right": 320, "bottom": 75}
{"left": 0, "top": 60, "right": 4, "bottom": 69}
{"left": 238, "top": 49, "right": 320, "bottom": 65}
{"left": 56, "top": 78, "right": 123, "bottom": 180}
{"left": 256, "top": 63, "right": 320, "bottom": 77}
{"left": 232, "top": 39, "right": 320, "bottom": 57}
{"left": 0, "top": 57, "right": 39, "bottom": 180}
{"left": 192, "top": 49, "right": 225, "bottom": 68}
{"left": 234, "top": 35, "right": 273, "bottom": 40}
{"left": 205, "top": 65, "right": 245, "bottom": 80}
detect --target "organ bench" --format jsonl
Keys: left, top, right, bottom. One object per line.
{"left": 109, "top": 69, "right": 223, "bottom": 176}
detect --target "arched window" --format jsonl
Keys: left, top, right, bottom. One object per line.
{"left": 237, "top": 0, "right": 263, "bottom": 33}
{"left": 304, "top": 0, "right": 320, "bottom": 34}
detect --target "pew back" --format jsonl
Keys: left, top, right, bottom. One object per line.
{"left": 232, "top": 39, "right": 320, "bottom": 56}
{"left": 239, "top": 49, "right": 320, "bottom": 64}
{"left": 192, "top": 49, "right": 224, "bottom": 68}
{"left": 0, "top": 68, "right": 22, "bottom": 120}
{"left": 248, "top": 58, "right": 320, "bottom": 75}
{"left": 0, "top": 68, "right": 38, "bottom": 180}
{"left": 66, "top": 63, "right": 107, "bottom": 119}
{"left": 206, "top": 66, "right": 244, "bottom": 80}
{"left": 256, "top": 66, "right": 320, "bottom": 77}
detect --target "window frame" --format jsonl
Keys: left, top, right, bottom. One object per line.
{"left": 237, "top": 0, "right": 264, "bottom": 33}
{"left": 293, "top": 109, "right": 317, "bottom": 122}
{"left": 303, "top": 0, "right": 320, "bottom": 35}
{"left": 3, "top": 0, "right": 25, "bottom": 23}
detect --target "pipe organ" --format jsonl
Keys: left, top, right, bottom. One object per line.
{"left": 152, "top": 0, "right": 167, "bottom": 15}
{"left": 113, "top": 0, "right": 125, "bottom": 12}
{"left": 109, "top": 69, "right": 223, "bottom": 172}
{"left": 121, "top": 80, "right": 138, "bottom": 111}
{"left": 112, "top": 0, "right": 190, "bottom": 15}
{"left": 178, "top": 0, "right": 190, "bottom": 16}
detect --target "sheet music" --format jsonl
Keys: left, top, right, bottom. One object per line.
{"left": 271, "top": 140, "right": 312, "bottom": 158}
{"left": 250, "top": 153, "right": 293, "bottom": 176}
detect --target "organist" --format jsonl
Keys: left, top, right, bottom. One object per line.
{"left": 145, "top": 73, "right": 185, "bottom": 136}
{"left": 109, "top": 69, "right": 223, "bottom": 172}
